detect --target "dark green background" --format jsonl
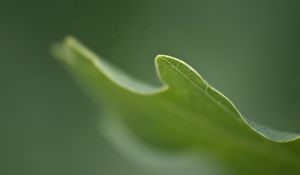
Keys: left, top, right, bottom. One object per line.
{"left": 1, "top": 0, "right": 299, "bottom": 174}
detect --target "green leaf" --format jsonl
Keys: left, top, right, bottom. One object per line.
{"left": 53, "top": 37, "right": 300, "bottom": 175}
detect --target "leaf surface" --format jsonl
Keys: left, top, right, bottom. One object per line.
{"left": 53, "top": 37, "right": 300, "bottom": 175}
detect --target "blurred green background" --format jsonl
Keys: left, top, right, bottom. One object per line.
{"left": 1, "top": 0, "right": 299, "bottom": 174}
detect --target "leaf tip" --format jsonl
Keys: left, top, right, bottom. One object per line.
{"left": 154, "top": 55, "right": 175, "bottom": 85}
{"left": 64, "top": 35, "right": 76, "bottom": 43}
{"left": 51, "top": 36, "right": 78, "bottom": 65}
{"left": 155, "top": 54, "right": 180, "bottom": 64}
